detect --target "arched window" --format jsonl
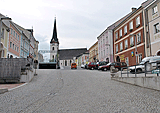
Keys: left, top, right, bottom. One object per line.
{"left": 52, "top": 47, "right": 54, "bottom": 50}
{"left": 157, "top": 51, "right": 160, "bottom": 56}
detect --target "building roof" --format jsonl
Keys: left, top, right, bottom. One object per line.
{"left": 50, "top": 17, "right": 59, "bottom": 43}
{"left": 97, "top": 11, "right": 132, "bottom": 39}
{"left": 58, "top": 48, "right": 87, "bottom": 60}
{"left": 142, "top": 0, "right": 154, "bottom": 8}
{"left": 13, "top": 22, "right": 32, "bottom": 41}
{"left": 113, "top": 6, "right": 143, "bottom": 31}
{"left": 89, "top": 41, "right": 98, "bottom": 50}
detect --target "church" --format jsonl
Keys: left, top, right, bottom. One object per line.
{"left": 50, "top": 18, "right": 87, "bottom": 67}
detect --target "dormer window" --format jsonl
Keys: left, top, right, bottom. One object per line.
{"left": 153, "top": 5, "right": 158, "bottom": 15}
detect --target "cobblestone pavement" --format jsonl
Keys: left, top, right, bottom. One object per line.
{"left": 1, "top": 69, "right": 160, "bottom": 113}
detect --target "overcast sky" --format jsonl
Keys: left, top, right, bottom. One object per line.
{"left": 1, "top": 0, "right": 146, "bottom": 51}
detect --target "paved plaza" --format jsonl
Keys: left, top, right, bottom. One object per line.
{"left": 0, "top": 68, "right": 160, "bottom": 112}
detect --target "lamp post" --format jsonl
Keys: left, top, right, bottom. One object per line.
{"left": 130, "top": 34, "right": 138, "bottom": 65}
{"left": 106, "top": 44, "right": 111, "bottom": 62}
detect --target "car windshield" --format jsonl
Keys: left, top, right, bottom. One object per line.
{"left": 107, "top": 63, "right": 111, "bottom": 65}
{"left": 139, "top": 58, "right": 149, "bottom": 65}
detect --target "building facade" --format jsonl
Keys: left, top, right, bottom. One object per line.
{"left": 8, "top": 21, "right": 21, "bottom": 58}
{"left": 97, "top": 27, "right": 114, "bottom": 62}
{"left": 114, "top": 7, "right": 145, "bottom": 66}
{"left": 14, "top": 23, "right": 30, "bottom": 58}
{"left": 81, "top": 51, "right": 89, "bottom": 65}
{"left": 34, "top": 40, "right": 39, "bottom": 60}
{"left": 89, "top": 41, "right": 98, "bottom": 62}
{"left": 0, "top": 19, "right": 10, "bottom": 58}
{"left": 144, "top": 0, "right": 160, "bottom": 56}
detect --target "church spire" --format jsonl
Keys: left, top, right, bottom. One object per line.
{"left": 50, "top": 17, "right": 58, "bottom": 43}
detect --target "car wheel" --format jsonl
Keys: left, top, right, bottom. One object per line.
{"left": 115, "top": 68, "right": 119, "bottom": 71}
{"left": 104, "top": 68, "right": 107, "bottom": 71}
{"left": 137, "top": 69, "right": 142, "bottom": 73}
{"left": 91, "top": 67, "right": 94, "bottom": 70}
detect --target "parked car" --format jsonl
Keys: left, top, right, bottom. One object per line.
{"left": 99, "top": 62, "right": 112, "bottom": 71}
{"left": 96, "top": 61, "right": 108, "bottom": 70}
{"left": 129, "top": 56, "right": 160, "bottom": 73}
{"left": 81, "top": 64, "right": 85, "bottom": 68}
{"left": 87, "top": 62, "right": 97, "bottom": 70}
{"left": 99, "top": 62, "right": 127, "bottom": 71}
{"left": 85, "top": 63, "right": 89, "bottom": 69}
{"left": 71, "top": 63, "right": 77, "bottom": 69}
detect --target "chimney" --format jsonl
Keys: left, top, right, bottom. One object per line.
{"left": 132, "top": 7, "right": 137, "bottom": 12}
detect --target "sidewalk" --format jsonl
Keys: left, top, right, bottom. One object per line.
{"left": 0, "top": 83, "right": 26, "bottom": 94}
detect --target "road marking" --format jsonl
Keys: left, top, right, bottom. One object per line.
{"left": 8, "top": 83, "right": 28, "bottom": 91}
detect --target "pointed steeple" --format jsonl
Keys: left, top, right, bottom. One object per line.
{"left": 50, "top": 17, "right": 59, "bottom": 43}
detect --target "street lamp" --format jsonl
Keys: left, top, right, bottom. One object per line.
{"left": 129, "top": 34, "right": 138, "bottom": 65}
{"left": 106, "top": 44, "right": 111, "bottom": 62}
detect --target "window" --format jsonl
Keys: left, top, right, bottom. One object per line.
{"left": 65, "top": 60, "right": 67, "bottom": 66}
{"left": 129, "top": 21, "right": 133, "bottom": 30}
{"left": 11, "top": 28, "right": 12, "bottom": 34}
{"left": 120, "top": 42, "right": 123, "bottom": 51}
{"left": 116, "top": 44, "right": 118, "bottom": 53}
{"left": 137, "top": 32, "right": 141, "bottom": 43}
{"left": 154, "top": 23, "right": 160, "bottom": 34}
{"left": 119, "top": 29, "right": 122, "bottom": 38}
{"left": 2, "top": 28, "right": 4, "bottom": 39}
{"left": 101, "top": 41, "right": 102, "bottom": 47}
{"left": 10, "top": 42, "right": 12, "bottom": 48}
{"left": 125, "top": 57, "right": 129, "bottom": 66}
{"left": 138, "top": 54, "right": 142, "bottom": 63}
{"left": 13, "top": 31, "right": 15, "bottom": 36}
{"left": 16, "top": 33, "right": 17, "bottom": 39}
{"left": 124, "top": 25, "right": 127, "bottom": 34}
{"left": 103, "top": 39, "right": 105, "bottom": 45}
{"left": 104, "top": 50, "right": 105, "bottom": 56}
{"left": 115, "top": 32, "right": 118, "bottom": 40}
{"left": 130, "top": 36, "right": 134, "bottom": 46}
{"left": 106, "top": 36, "right": 108, "bottom": 42}
{"left": 153, "top": 5, "right": 158, "bottom": 15}
{"left": 13, "top": 44, "right": 14, "bottom": 49}
{"left": 136, "top": 16, "right": 140, "bottom": 27}
{"left": 125, "top": 39, "right": 128, "bottom": 49}
{"left": 18, "top": 35, "right": 19, "bottom": 40}
{"left": 52, "top": 47, "right": 54, "bottom": 50}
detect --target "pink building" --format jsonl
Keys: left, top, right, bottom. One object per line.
{"left": 97, "top": 27, "right": 114, "bottom": 62}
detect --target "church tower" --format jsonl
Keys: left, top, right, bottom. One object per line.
{"left": 50, "top": 17, "right": 59, "bottom": 62}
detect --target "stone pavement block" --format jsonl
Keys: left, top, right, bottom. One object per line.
{"left": 0, "top": 89, "right": 8, "bottom": 94}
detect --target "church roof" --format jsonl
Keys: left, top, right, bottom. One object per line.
{"left": 50, "top": 17, "right": 58, "bottom": 43}
{"left": 58, "top": 48, "right": 87, "bottom": 60}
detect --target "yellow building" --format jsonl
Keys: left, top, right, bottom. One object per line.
{"left": 0, "top": 20, "right": 10, "bottom": 58}
{"left": 89, "top": 41, "right": 98, "bottom": 62}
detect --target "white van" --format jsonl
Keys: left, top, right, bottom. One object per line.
{"left": 129, "top": 56, "right": 160, "bottom": 73}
